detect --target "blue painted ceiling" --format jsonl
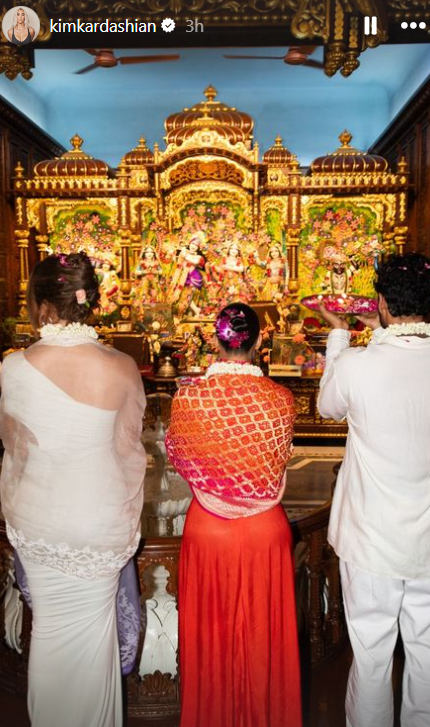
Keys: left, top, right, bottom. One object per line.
{"left": 0, "top": 44, "right": 429, "bottom": 167}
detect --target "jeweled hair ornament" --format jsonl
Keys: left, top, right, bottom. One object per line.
{"left": 57, "top": 253, "right": 70, "bottom": 267}
{"left": 215, "top": 309, "right": 250, "bottom": 349}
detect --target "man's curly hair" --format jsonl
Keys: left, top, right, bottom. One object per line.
{"left": 374, "top": 252, "right": 430, "bottom": 318}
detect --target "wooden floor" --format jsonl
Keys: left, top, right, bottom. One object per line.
{"left": 0, "top": 641, "right": 404, "bottom": 727}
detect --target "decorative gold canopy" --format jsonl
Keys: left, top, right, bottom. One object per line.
{"left": 122, "top": 137, "right": 154, "bottom": 169}
{"left": 34, "top": 134, "right": 108, "bottom": 177}
{"left": 164, "top": 85, "right": 254, "bottom": 146}
{"left": 311, "top": 131, "right": 389, "bottom": 174}
{"left": 263, "top": 136, "right": 295, "bottom": 167}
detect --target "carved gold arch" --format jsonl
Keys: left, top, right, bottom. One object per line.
{"left": 165, "top": 182, "right": 253, "bottom": 230}
{"left": 160, "top": 156, "right": 254, "bottom": 191}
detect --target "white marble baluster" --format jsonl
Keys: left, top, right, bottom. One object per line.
{"left": 139, "top": 564, "right": 178, "bottom": 676}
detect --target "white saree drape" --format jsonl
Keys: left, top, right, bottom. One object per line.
{"left": 0, "top": 328, "right": 147, "bottom": 727}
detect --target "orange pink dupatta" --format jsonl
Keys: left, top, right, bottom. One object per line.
{"left": 165, "top": 372, "right": 295, "bottom": 518}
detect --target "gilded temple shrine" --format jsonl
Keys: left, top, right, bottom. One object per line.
{"left": 13, "top": 85, "right": 409, "bottom": 319}
{"left": 11, "top": 86, "right": 410, "bottom": 435}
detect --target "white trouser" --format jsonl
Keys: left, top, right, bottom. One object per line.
{"left": 340, "top": 559, "right": 430, "bottom": 727}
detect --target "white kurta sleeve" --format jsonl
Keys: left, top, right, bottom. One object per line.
{"left": 317, "top": 329, "right": 351, "bottom": 421}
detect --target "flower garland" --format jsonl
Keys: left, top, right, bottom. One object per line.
{"left": 40, "top": 322, "right": 98, "bottom": 340}
{"left": 376, "top": 321, "right": 430, "bottom": 344}
{"left": 205, "top": 360, "right": 263, "bottom": 378}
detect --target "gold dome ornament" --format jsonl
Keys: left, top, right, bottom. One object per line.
{"left": 263, "top": 136, "right": 296, "bottom": 168}
{"left": 311, "top": 131, "right": 388, "bottom": 174}
{"left": 122, "top": 137, "right": 154, "bottom": 169}
{"left": 34, "top": 135, "right": 108, "bottom": 178}
{"left": 164, "top": 85, "right": 254, "bottom": 147}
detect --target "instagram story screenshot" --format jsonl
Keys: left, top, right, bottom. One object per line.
{"left": 1, "top": 2, "right": 430, "bottom": 727}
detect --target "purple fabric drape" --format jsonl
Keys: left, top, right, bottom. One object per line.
{"left": 13, "top": 550, "right": 141, "bottom": 676}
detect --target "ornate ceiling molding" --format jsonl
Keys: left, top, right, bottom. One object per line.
{"left": 32, "top": 1, "right": 427, "bottom": 24}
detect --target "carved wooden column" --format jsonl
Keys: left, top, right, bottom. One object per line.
{"left": 253, "top": 141, "right": 260, "bottom": 232}
{"left": 117, "top": 162, "right": 133, "bottom": 321}
{"left": 153, "top": 143, "right": 165, "bottom": 224}
{"left": 394, "top": 157, "right": 409, "bottom": 254}
{"left": 131, "top": 234, "right": 143, "bottom": 269}
{"left": 35, "top": 203, "right": 49, "bottom": 261}
{"left": 286, "top": 157, "right": 302, "bottom": 300}
{"left": 13, "top": 162, "right": 30, "bottom": 317}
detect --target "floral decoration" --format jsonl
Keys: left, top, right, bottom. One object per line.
{"left": 299, "top": 202, "right": 387, "bottom": 300}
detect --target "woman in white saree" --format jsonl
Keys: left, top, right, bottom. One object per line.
{"left": 0, "top": 252, "right": 146, "bottom": 727}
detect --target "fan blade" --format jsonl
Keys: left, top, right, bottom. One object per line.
{"left": 84, "top": 49, "right": 99, "bottom": 57}
{"left": 304, "top": 59, "right": 325, "bottom": 69}
{"left": 223, "top": 54, "right": 285, "bottom": 60}
{"left": 118, "top": 54, "right": 180, "bottom": 64}
{"left": 75, "top": 63, "right": 99, "bottom": 75}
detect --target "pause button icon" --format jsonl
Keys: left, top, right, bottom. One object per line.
{"left": 364, "top": 16, "right": 377, "bottom": 35}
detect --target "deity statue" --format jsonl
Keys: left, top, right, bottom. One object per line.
{"left": 97, "top": 260, "right": 120, "bottom": 315}
{"left": 215, "top": 243, "right": 253, "bottom": 306}
{"left": 132, "top": 246, "right": 163, "bottom": 310}
{"left": 168, "top": 233, "right": 207, "bottom": 317}
{"left": 321, "top": 251, "right": 358, "bottom": 296}
{"left": 254, "top": 244, "right": 290, "bottom": 301}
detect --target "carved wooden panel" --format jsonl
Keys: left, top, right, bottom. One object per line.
{"left": 370, "top": 76, "right": 430, "bottom": 258}
{"left": 168, "top": 160, "right": 244, "bottom": 188}
{"left": 0, "top": 97, "right": 65, "bottom": 323}
{"left": 273, "top": 377, "right": 348, "bottom": 437}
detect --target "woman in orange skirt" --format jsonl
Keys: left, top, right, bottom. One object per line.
{"left": 166, "top": 303, "right": 302, "bottom": 727}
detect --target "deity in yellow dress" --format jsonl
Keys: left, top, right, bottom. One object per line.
{"left": 216, "top": 243, "right": 253, "bottom": 307}
{"left": 255, "top": 244, "right": 290, "bottom": 301}
{"left": 168, "top": 233, "right": 207, "bottom": 317}
{"left": 132, "top": 246, "right": 163, "bottom": 310}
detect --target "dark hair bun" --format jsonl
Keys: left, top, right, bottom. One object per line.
{"left": 29, "top": 252, "right": 100, "bottom": 323}
{"left": 215, "top": 302, "right": 260, "bottom": 352}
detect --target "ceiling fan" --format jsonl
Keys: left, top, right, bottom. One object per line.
{"left": 223, "top": 46, "right": 324, "bottom": 70}
{"left": 75, "top": 49, "right": 180, "bottom": 74}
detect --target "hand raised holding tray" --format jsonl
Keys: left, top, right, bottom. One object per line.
{"left": 301, "top": 293, "right": 378, "bottom": 315}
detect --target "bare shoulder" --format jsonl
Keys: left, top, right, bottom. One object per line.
{"left": 7, "top": 28, "right": 13, "bottom": 40}
{"left": 29, "top": 27, "right": 35, "bottom": 39}
{"left": 96, "top": 344, "right": 141, "bottom": 380}
{"left": 96, "top": 343, "right": 137, "bottom": 366}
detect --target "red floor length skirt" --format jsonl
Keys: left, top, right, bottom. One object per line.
{"left": 179, "top": 498, "right": 302, "bottom": 727}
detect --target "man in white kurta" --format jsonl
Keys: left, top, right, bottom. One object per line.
{"left": 317, "top": 252, "right": 430, "bottom": 727}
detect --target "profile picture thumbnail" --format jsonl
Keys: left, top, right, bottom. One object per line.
{"left": 2, "top": 6, "right": 40, "bottom": 46}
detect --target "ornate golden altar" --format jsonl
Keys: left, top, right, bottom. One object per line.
{"left": 11, "top": 85, "right": 409, "bottom": 435}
